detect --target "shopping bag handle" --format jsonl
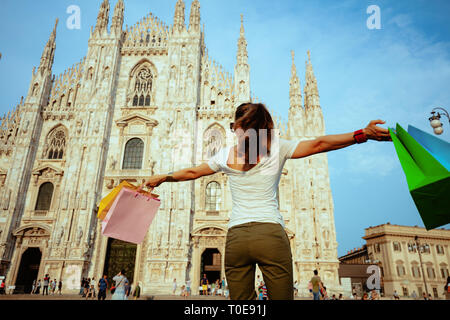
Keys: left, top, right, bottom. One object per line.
{"left": 134, "top": 187, "right": 155, "bottom": 201}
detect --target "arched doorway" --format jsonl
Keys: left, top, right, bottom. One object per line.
{"left": 15, "top": 248, "right": 42, "bottom": 293}
{"left": 201, "top": 248, "right": 221, "bottom": 291}
{"left": 103, "top": 238, "right": 137, "bottom": 287}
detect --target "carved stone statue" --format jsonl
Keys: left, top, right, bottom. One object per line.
{"left": 77, "top": 227, "right": 83, "bottom": 245}
{"left": 56, "top": 227, "right": 64, "bottom": 246}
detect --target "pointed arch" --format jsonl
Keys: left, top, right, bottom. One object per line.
{"left": 128, "top": 59, "right": 158, "bottom": 107}
{"left": 43, "top": 125, "right": 68, "bottom": 160}
{"left": 203, "top": 123, "right": 226, "bottom": 160}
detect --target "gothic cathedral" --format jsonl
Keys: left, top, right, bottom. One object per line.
{"left": 0, "top": 0, "right": 341, "bottom": 295}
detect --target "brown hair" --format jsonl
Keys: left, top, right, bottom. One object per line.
{"left": 232, "top": 103, "right": 274, "bottom": 170}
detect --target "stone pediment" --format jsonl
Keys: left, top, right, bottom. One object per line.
{"left": 32, "top": 165, "right": 64, "bottom": 184}
{"left": 115, "top": 113, "right": 159, "bottom": 128}
{"left": 13, "top": 224, "right": 51, "bottom": 237}
{"left": 32, "top": 164, "right": 64, "bottom": 176}
{"left": 192, "top": 226, "right": 227, "bottom": 237}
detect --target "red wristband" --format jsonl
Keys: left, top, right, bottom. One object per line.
{"left": 354, "top": 129, "right": 368, "bottom": 144}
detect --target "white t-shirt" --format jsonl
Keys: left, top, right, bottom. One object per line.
{"left": 207, "top": 137, "right": 300, "bottom": 229}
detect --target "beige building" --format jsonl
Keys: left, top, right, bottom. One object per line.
{"left": 363, "top": 223, "right": 450, "bottom": 299}
{"left": 0, "top": 0, "right": 341, "bottom": 295}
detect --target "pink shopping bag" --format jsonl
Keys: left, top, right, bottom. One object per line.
{"left": 101, "top": 187, "right": 161, "bottom": 244}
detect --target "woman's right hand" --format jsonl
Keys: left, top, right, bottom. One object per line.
{"left": 363, "top": 120, "right": 392, "bottom": 141}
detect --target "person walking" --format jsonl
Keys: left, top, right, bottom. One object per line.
{"left": 90, "top": 277, "right": 96, "bottom": 298}
{"left": 445, "top": 276, "right": 450, "bottom": 300}
{"left": 31, "top": 279, "right": 36, "bottom": 295}
{"left": 57, "top": 280, "right": 62, "bottom": 295}
{"left": 133, "top": 283, "right": 141, "bottom": 300}
{"left": 221, "top": 278, "right": 226, "bottom": 293}
{"left": 310, "top": 270, "right": 322, "bottom": 301}
{"left": 0, "top": 280, "right": 5, "bottom": 295}
{"left": 200, "top": 274, "right": 208, "bottom": 296}
{"left": 293, "top": 281, "right": 298, "bottom": 298}
{"left": 35, "top": 279, "right": 41, "bottom": 294}
{"left": 79, "top": 278, "right": 85, "bottom": 295}
{"left": 186, "top": 279, "right": 191, "bottom": 297}
{"left": 83, "top": 278, "right": 90, "bottom": 298}
{"left": 139, "top": 103, "right": 392, "bottom": 300}
{"left": 42, "top": 274, "right": 50, "bottom": 296}
{"left": 49, "top": 279, "right": 54, "bottom": 295}
{"left": 172, "top": 278, "right": 177, "bottom": 295}
{"left": 52, "top": 279, "right": 57, "bottom": 295}
{"left": 98, "top": 275, "right": 108, "bottom": 300}
{"left": 111, "top": 270, "right": 128, "bottom": 300}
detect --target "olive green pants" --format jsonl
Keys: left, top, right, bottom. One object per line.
{"left": 225, "top": 222, "right": 294, "bottom": 300}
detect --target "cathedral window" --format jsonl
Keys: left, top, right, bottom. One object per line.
{"left": 44, "top": 127, "right": 66, "bottom": 159}
{"left": 35, "top": 182, "right": 54, "bottom": 211}
{"left": 131, "top": 67, "right": 153, "bottom": 107}
{"left": 122, "top": 138, "right": 144, "bottom": 169}
{"left": 203, "top": 124, "right": 225, "bottom": 160}
{"left": 205, "top": 182, "right": 221, "bottom": 212}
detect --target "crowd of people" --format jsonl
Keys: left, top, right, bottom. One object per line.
{"left": 31, "top": 274, "right": 62, "bottom": 295}
{"left": 79, "top": 271, "right": 141, "bottom": 300}
{"left": 172, "top": 275, "right": 230, "bottom": 298}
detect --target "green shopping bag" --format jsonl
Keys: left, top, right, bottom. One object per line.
{"left": 389, "top": 123, "right": 450, "bottom": 230}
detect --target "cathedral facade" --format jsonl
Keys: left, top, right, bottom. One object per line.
{"left": 0, "top": 0, "right": 341, "bottom": 296}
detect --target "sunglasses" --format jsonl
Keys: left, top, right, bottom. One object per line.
{"left": 230, "top": 122, "right": 235, "bottom": 131}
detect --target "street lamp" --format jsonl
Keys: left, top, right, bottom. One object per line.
{"left": 429, "top": 107, "right": 449, "bottom": 135}
{"left": 414, "top": 236, "right": 429, "bottom": 297}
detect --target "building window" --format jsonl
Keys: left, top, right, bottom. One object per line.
{"left": 402, "top": 287, "right": 409, "bottom": 297}
{"left": 432, "top": 287, "right": 438, "bottom": 299}
{"left": 436, "top": 245, "right": 444, "bottom": 255}
{"left": 35, "top": 182, "right": 54, "bottom": 211}
{"left": 427, "top": 266, "right": 436, "bottom": 279}
{"left": 203, "top": 124, "right": 225, "bottom": 160}
{"left": 441, "top": 268, "right": 449, "bottom": 279}
{"left": 396, "top": 265, "right": 406, "bottom": 277}
{"left": 411, "top": 265, "right": 421, "bottom": 278}
{"left": 122, "top": 138, "right": 144, "bottom": 169}
{"left": 205, "top": 182, "right": 221, "bottom": 212}
{"left": 374, "top": 243, "right": 381, "bottom": 253}
{"left": 44, "top": 127, "right": 66, "bottom": 159}
{"left": 420, "top": 243, "right": 430, "bottom": 254}
{"left": 132, "top": 67, "right": 153, "bottom": 107}
{"left": 408, "top": 243, "right": 416, "bottom": 253}
{"left": 417, "top": 286, "right": 423, "bottom": 297}
{"left": 393, "top": 242, "right": 402, "bottom": 252}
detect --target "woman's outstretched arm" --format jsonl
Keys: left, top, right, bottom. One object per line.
{"left": 290, "top": 120, "right": 392, "bottom": 159}
{"left": 139, "top": 163, "right": 216, "bottom": 190}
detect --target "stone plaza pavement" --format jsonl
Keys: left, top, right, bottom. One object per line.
{"left": 0, "top": 293, "right": 406, "bottom": 301}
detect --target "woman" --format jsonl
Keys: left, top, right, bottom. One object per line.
{"left": 35, "top": 279, "right": 41, "bottom": 294}
{"left": 140, "top": 103, "right": 391, "bottom": 300}
{"left": 111, "top": 270, "right": 128, "bottom": 300}
{"left": 445, "top": 276, "right": 450, "bottom": 300}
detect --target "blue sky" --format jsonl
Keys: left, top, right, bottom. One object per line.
{"left": 1, "top": 0, "right": 449, "bottom": 257}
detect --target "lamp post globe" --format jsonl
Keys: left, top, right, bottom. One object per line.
{"left": 433, "top": 126, "right": 444, "bottom": 135}
{"left": 430, "top": 118, "right": 442, "bottom": 129}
